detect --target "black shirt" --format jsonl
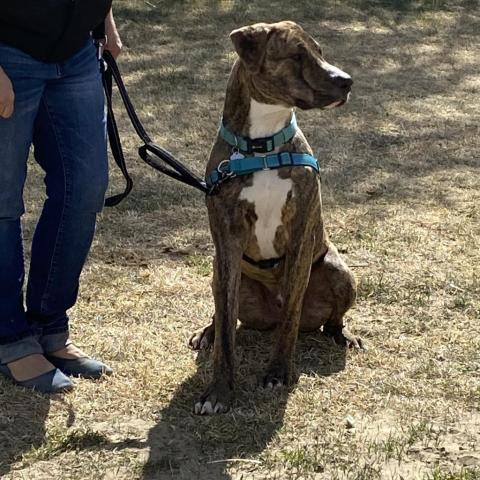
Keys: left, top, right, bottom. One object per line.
{"left": 0, "top": 0, "right": 113, "bottom": 63}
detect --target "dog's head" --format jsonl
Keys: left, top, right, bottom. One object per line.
{"left": 230, "top": 21, "right": 352, "bottom": 110}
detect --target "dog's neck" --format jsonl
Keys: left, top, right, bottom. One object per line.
{"left": 248, "top": 99, "right": 293, "bottom": 140}
{"left": 222, "top": 61, "right": 293, "bottom": 141}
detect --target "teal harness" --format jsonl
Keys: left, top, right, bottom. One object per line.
{"left": 219, "top": 113, "right": 298, "bottom": 153}
{"left": 206, "top": 151, "right": 319, "bottom": 189}
{"left": 206, "top": 113, "right": 320, "bottom": 193}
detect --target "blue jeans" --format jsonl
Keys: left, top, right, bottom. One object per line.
{"left": 0, "top": 38, "right": 108, "bottom": 364}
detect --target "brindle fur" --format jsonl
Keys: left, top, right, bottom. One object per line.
{"left": 191, "top": 21, "right": 362, "bottom": 415}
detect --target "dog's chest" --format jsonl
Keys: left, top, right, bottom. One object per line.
{"left": 239, "top": 170, "right": 293, "bottom": 259}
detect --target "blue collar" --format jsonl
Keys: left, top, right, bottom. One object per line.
{"left": 206, "top": 151, "right": 320, "bottom": 193}
{"left": 220, "top": 113, "right": 297, "bottom": 154}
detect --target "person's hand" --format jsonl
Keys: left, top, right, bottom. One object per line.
{"left": 0, "top": 67, "right": 14, "bottom": 119}
{"left": 104, "top": 10, "right": 122, "bottom": 59}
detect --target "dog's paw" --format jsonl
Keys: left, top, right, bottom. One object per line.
{"left": 188, "top": 323, "right": 215, "bottom": 351}
{"left": 194, "top": 380, "right": 232, "bottom": 415}
{"left": 323, "top": 326, "right": 365, "bottom": 350}
{"left": 262, "top": 360, "right": 295, "bottom": 390}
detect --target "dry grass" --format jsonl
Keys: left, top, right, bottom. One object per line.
{"left": 1, "top": 1, "right": 479, "bottom": 479}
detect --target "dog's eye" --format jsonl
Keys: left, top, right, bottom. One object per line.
{"left": 291, "top": 53, "right": 302, "bottom": 62}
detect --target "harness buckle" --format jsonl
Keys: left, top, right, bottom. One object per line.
{"left": 247, "top": 137, "right": 272, "bottom": 154}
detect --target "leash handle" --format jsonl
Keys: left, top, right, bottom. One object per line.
{"left": 102, "top": 51, "right": 152, "bottom": 144}
{"left": 102, "top": 53, "right": 133, "bottom": 206}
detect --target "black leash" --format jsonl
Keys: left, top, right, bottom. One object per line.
{"left": 100, "top": 50, "right": 209, "bottom": 206}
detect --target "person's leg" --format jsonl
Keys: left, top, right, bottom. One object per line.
{"left": 0, "top": 45, "right": 46, "bottom": 367}
{"left": 26, "top": 38, "right": 110, "bottom": 371}
{"left": 0, "top": 43, "right": 72, "bottom": 389}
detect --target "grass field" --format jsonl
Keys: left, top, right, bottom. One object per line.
{"left": 1, "top": 1, "right": 479, "bottom": 479}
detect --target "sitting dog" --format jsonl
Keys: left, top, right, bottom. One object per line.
{"left": 190, "top": 21, "right": 362, "bottom": 415}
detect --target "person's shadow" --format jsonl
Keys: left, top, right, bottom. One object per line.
{"left": 141, "top": 326, "right": 347, "bottom": 480}
{"left": 0, "top": 384, "right": 51, "bottom": 477}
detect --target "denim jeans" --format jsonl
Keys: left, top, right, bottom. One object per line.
{"left": 0, "top": 37, "right": 108, "bottom": 364}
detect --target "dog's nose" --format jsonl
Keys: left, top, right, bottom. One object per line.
{"left": 331, "top": 73, "right": 353, "bottom": 89}
{"left": 326, "top": 64, "right": 353, "bottom": 89}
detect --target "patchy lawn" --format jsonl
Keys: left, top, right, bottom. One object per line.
{"left": 1, "top": 1, "right": 479, "bottom": 479}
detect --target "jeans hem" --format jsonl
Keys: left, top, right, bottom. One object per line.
{"left": 0, "top": 335, "right": 44, "bottom": 364}
{"left": 39, "top": 330, "right": 70, "bottom": 353}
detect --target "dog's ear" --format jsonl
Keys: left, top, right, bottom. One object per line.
{"left": 230, "top": 25, "right": 270, "bottom": 73}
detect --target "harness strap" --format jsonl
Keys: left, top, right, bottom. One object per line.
{"left": 243, "top": 254, "right": 285, "bottom": 269}
{"left": 242, "top": 248, "right": 328, "bottom": 275}
{"left": 220, "top": 114, "right": 297, "bottom": 154}
{"left": 206, "top": 151, "right": 319, "bottom": 191}
{"left": 101, "top": 50, "right": 209, "bottom": 206}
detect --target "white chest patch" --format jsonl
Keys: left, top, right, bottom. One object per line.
{"left": 240, "top": 170, "right": 293, "bottom": 259}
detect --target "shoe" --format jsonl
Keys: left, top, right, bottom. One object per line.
{"left": 45, "top": 355, "right": 113, "bottom": 379}
{"left": 0, "top": 364, "right": 73, "bottom": 394}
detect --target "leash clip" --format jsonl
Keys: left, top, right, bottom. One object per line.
{"left": 216, "top": 159, "right": 234, "bottom": 179}
{"left": 215, "top": 160, "right": 236, "bottom": 187}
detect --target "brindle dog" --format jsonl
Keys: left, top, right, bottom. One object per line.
{"left": 190, "top": 21, "right": 363, "bottom": 415}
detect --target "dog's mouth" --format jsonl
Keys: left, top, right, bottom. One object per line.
{"left": 295, "top": 91, "right": 351, "bottom": 110}
{"left": 324, "top": 99, "right": 345, "bottom": 109}
{"left": 324, "top": 92, "right": 351, "bottom": 109}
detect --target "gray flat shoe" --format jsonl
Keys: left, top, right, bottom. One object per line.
{"left": 45, "top": 355, "right": 113, "bottom": 379}
{"left": 0, "top": 364, "right": 73, "bottom": 394}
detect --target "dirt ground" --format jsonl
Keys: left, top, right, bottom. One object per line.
{"left": 0, "top": 1, "right": 479, "bottom": 479}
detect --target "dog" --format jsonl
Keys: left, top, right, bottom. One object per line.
{"left": 189, "top": 21, "right": 362, "bottom": 415}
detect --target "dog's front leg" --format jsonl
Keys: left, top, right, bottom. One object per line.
{"left": 263, "top": 219, "right": 315, "bottom": 389}
{"left": 194, "top": 215, "right": 244, "bottom": 415}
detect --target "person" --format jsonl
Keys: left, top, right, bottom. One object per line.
{"left": 0, "top": 1, "right": 122, "bottom": 393}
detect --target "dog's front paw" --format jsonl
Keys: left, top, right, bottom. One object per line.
{"left": 188, "top": 322, "right": 215, "bottom": 351}
{"left": 323, "top": 325, "right": 365, "bottom": 350}
{"left": 194, "top": 380, "right": 232, "bottom": 415}
{"left": 262, "top": 360, "right": 296, "bottom": 390}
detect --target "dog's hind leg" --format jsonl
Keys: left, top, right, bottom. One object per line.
{"left": 189, "top": 316, "right": 215, "bottom": 351}
{"left": 301, "top": 243, "right": 363, "bottom": 348}
{"left": 238, "top": 274, "right": 281, "bottom": 330}
{"left": 189, "top": 273, "right": 280, "bottom": 352}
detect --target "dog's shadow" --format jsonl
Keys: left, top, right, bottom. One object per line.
{"left": 141, "top": 326, "right": 346, "bottom": 480}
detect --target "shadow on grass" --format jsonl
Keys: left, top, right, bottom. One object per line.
{"left": 0, "top": 385, "right": 50, "bottom": 477}
{"left": 141, "top": 327, "right": 346, "bottom": 479}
